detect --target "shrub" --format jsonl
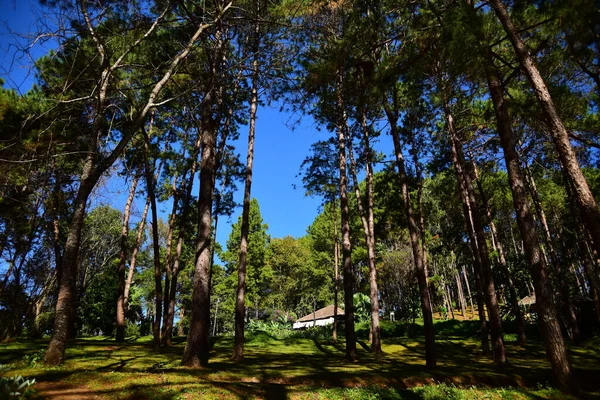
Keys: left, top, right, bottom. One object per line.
{"left": 125, "top": 322, "right": 140, "bottom": 338}
{"left": 0, "top": 376, "right": 36, "bottom": 399}
{"left": 22, "top": 349, "right": 45, "bottom": 368}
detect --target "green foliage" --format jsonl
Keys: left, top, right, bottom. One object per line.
{"left": 21, "top": 350, "right": 45, "bottom": 368}
{"left": 76, "top": 205, "right": 123, "bottom": 336}
{"left": 415, "top": 383, "right": 463, "bottom": 400}
{"left": 0, "top": 375, "right": 36, "bottom": 399}
{"left": 353, "top": 293, "right": 371, "bottom": 322}
{"left": 220, "top": 199, "right": 271, "bottom": 311}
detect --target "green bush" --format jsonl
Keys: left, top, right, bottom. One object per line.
{"left": 0, "top": 375, "right": 36, "bottom": 399}
{"left": 125, "top": 322, "right": 140, "bottom": 338}
{"left": 415, "top": 383, "right": 463, "bottom": 400}
{"left": 21, "top": 349, "right": 45, "bottom": 368}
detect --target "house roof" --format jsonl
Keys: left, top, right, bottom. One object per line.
{"left": 296, "top": 305, "right": 344, "bottom": 322}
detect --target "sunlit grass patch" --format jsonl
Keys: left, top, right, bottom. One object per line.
{"left": 1, "top": 324, "right": 599, "bottom": 399}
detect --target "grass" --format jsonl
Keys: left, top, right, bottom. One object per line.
{"left": 0, "top": 320, "right": 599, "bottom": 399}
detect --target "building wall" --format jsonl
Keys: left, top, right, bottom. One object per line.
{"left": 292, "top": 317, "right": 334, "bottom": 329}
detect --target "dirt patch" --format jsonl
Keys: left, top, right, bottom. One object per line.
{"left": 33, "top": 381, "right": 105, "bottom": 400}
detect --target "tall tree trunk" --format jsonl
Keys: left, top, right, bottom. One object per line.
{"left": 233, "top": 15, "right": 260, "bottom": 361}
{"left": 143, "top": 120, "right": 163, "bottom": 350}
{"left": 164, "top": 133, "right": 203, "bottom": 344}
{"left": 336, "top": 73, "right": 357, "bottom": 362}
{"left": 124, "top": 196, "right": 150, "bottom": 310}
{"left": 462, "top": 266, "right": 475, "bottom": 318}
{"left": 472, "top": 159, "right": 526, "bottom": 346}
{"left": 362, "top": 114, "right": 382, "bottom": 354}
{"left": 446, "top": 283, "right": 455, "bottom": 319}
{"left": 455, "top": 270, "right": 466, "bottom": 318}
{"left": 160, "top": 169, "right": 183, "bottom": 346}
{"left": 44, "top": 158, "right": 97, "bottom": 365}
{"left": 523, "top": 163, "right": 580, "bottom": 342}
{"left": 333, "top": 204, "right": 339, "bottom": 342}
{"left": 182, "top": 109, "right": 218, "bottom": 367}
{"left": 489, "top": 0, "right": 600, "bottom": 267}
{"left": 116, "top": 170, "right": 141, "bottom": 342}
{"left": 485, "top": 62, "right": 578, "bottom": 394}
{"left": 346, "top": 121, "right": 381, "bottom": 354}
{"left": 578, "top": 233, "right": 600, "bottom": 321}
{"left": 446, "top": 105, "right": 503, "bottom": 361}
{"left": 178, "top": 307, "right": 186, "bottom": 336}
{"left": 384, "top": 99, "right": 436, "bottom": 368}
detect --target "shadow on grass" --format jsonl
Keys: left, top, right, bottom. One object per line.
{"left": 3, "top": 330, "right": 600, "bottom": 399}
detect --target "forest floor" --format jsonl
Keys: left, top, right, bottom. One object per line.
{"left": 1, "top": 320, "right": 599, "bottom": 400}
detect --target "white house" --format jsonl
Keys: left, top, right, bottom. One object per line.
{"left": 292, "top": 305, "right": 345, "bottom": 329}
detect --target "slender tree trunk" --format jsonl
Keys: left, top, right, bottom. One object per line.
{"left": 446, "top": 284, "right": 455, "bottom": 319}
{"left": 143, "top": 119, "right": 163, "bottom": 350}
{"left": 336, "top": 73, "right": 357, "bottom": 362}
{"left": 213, "top": 299, "right": 220, "bottom": 336}
{"left": 385, "top": 100, "right": 436, "bottom": 368}
{"left": 333, "top": 204, "right": 339, "bottom": 342}
{"left": 178, "top": 307, "right": 186, "bottom": 336}
{"left": 161, "top": 170, "right": 183, "bottom": 346}
{"left": 124, "top": 196, "right": 150, "bottom": 310}
{"left": 346, "top": 119, "right": 381, "bottom": 354}
{"left": 489, "top": 0, "right": 600, "bottom": 267}
{"left": 455, "top": 271, "right": 466, "bottom": 318}
{"left": 524, "top": 163, "right": 580, "bottom": 342}
{"left": 472, "top": 160, "right": 526, "bottom": 346}
{"left": 116, "top": 170, "right": 140, "bottom": 342}
{"left": 182, "top": 108, "right": 218, "bottom": 367}
{"left": 485, "top": 62, "right": 578, "bottom": 394}
{"left": 164, "top": 133, "right": 203, "bottom": 344}
{"left": 362, "top": 115, "right": 382, "bottom": 354}
{"left": 407, "top": 123, "right": 429, "bottom": 281}
{"left": 233, "top": 16, "right": 260, "bottom": 361}
{"left": 571, "top": 264, "right": 584, "bottom": 296}
{"left": 462, "top": 265, "right": 475, "bottom": 319}
{"left": 446, "top": 105, "right": 502, "bottom": 360}
{"left": 578, "top": 234, "right": 600, "bottom": 321}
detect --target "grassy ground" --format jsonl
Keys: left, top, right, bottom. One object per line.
{"left": 1, "top": 321, "right": 599, "bottom": 399}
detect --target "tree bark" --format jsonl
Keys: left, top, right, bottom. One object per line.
{"left": 116, "top": 169, "right": 141, "bottom": 342}
{"left": 384, "top": 99, "right": 436, "bottom": 368}
{"left": 472, "top": 159, "right": 526, "bottom": 346}
{"left": 164, "top": 133, "right": 202, "bottom": 344}
{"left": 445, "top": 104, "right": 505, "bottom": 362}
{"left": 485, "top": 61, "right": 578, "bottom": 394}
{"left": 455, "top": 270, "right": 466, "bottom": 318}
{"left": 143, "top": 118, "right": 163, "bottom": 350}
{"left": 182, "top": 108, "right": 218, "bottom": 367}
{"left": 160, "top": 170, "right": 182, "bottom": 346}
{"left": 233, "top": 14, "right": 260, "bottom": 361}
{"left": 346, "top": 117, "right": 381, "bottom": 354}
{"left": 489, "top": 0, "right": 600, "bottom": 267}
{"left": 124, "top": 196, "right": 150, "bottom": 310}
{"left": 44, "top": 158, "right": 97, "bottom": 365}
{"left": 362, "top": 114, "right": 382, "bottom": 354}
{"left": 462, "top": 265, "right": 475, "bottom": 319}
{"left": 523, "top": 163, "right": 580, "bottom": 342}
{"left": 335, "top": 73, "right": 357, "bottom": 362}
{"left": 578, "top": 233, "right": 600, "bottom": 321}
{"left": 333, "top": 204, "right": 339, "bottom": 342}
